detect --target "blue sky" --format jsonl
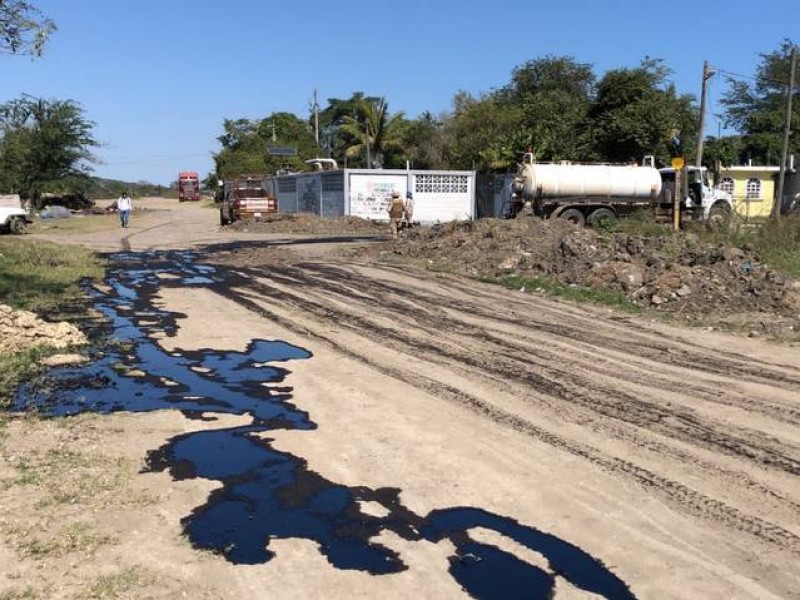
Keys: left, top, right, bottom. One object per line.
{"left": 4, "top": 0, "right": 798, "bottom": 185}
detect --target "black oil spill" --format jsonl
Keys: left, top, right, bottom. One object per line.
{"left": 13, "top": 251, "right": 636, "bottom": 600}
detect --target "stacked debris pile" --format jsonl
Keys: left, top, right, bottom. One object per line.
{"left": 389, "top": 218, "right": 800, "bottom": 320}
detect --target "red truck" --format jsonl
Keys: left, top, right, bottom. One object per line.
{"left": 178, "top": 171, "right": 201, "bottom": 202}
{"left": 219, "top": 175, "right": 278, "bottom": 225}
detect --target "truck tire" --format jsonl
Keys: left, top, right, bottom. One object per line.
{"left": 9, "top": 217, "right": 26, "bottom": 235}
{"left": 587, "top": 207, "right": 617, "bottom": 228}
{"left": 708, "top": 203, "right": 732, "bottom": 228}
{"left": 558, "top": 208, "right": 586, "bottom": 227}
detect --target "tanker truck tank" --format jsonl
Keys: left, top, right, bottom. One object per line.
{"left": 512, "top": 162, "right": 662, "bottom": 201}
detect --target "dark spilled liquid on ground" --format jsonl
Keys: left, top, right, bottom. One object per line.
{"left": 13, "top": 251, "right": 636, "bottom": 600}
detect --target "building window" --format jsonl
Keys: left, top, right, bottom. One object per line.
{"left": 745, "top": 178, "right": 761, "bottom": 200}
{"left": 415, "top": 174, "right": 469, "bottom": 194}
{"left": 719, "top": 177, "right": 734, "bottom": 195}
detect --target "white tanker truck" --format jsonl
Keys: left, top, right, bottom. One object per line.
{"left": 510, "top": 152, "right": 733, "bottom": 227}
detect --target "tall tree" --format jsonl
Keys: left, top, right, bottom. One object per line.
{"left": 590, "top": 58, "right": 697, "bottom": 165}
{"left": 213, "top": 112, "right": 317, "bottom": 179}
{"left": 337, "top": 95, "right": 403, "bottom": 168}
{"left": 396, "top": 111, "right": 451, "bottom": 170}
{"left": 447, "top": 56, "right": 596, "bottom": 172}
{"left": 0, "top": 0, "right": 55, "bottom": 56}
{"left": 446, "top": 90, "right": 525, "bottom": 171}
{"left": 0, "top": 96, "right": 98, "bottom": 204}
{"left": 721, "top": 39, "right": 799, "bottom": 165}
{"left": 503, "top": 56, "right": 596, "bottom": 162}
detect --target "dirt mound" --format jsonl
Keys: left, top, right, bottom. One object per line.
{"left": 389, "top": 219, "right": 800, "bottom": 322}
{"left": 226, "top": 213, "right": 386, "bottom": 235}
{"left": 0, "top": 304, "right": 87, "bottom": 355}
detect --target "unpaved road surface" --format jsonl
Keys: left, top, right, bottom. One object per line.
{"left": 4, "top": 199, "right": 799, "bottom": 599}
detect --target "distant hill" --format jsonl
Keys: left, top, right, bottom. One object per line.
{"left": 86, "top": 177, "right": 179, "bottom": 200}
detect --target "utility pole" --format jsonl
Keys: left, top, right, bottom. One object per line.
{"left": 312, "top": 89, "right": 320, "bottom": 149}
{"left": 695, "top": 60, "right": 714, "bottom": 168}
{"left": 774, "top": 45, "right": 797, "bottom": 220}
{"left": 365, "top": 121, "right": 371, "bottom": 168}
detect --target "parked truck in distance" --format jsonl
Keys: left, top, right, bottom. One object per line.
{"left": 510, "top": 152, "right": 733, "bottom": 227}
{"left": 0, "top": 194, "right": 32, "bottom": 234}
{"left": 219, "top": 175, "right": 278, "bottom": 226}
{"left": 178, "top": 171, "right": 201, "bottom": 202}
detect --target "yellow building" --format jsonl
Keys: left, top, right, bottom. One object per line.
{"left": 717, "top": 166, "right": 779, "bottom": 219}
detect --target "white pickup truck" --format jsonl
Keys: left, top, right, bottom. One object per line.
{"left": 0, "top": 194, "right": 32, "bottom": 234}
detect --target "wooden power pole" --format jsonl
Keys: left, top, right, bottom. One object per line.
{"left": 695, "top": 61, "right": 714, "bottom": 167}
{"left": 774, "top": 45, "right": 797, "bottom": 220}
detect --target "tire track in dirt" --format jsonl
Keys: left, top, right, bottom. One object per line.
{"left": 230, "top": 265, "right": 800, "bottom": 479}
{"left": 210, "top": 273, "right": 800, "bottom": 554}
{"left": 267, "top": 262, "right": 800, "bottom": 426}
{"left": 358, "top": 262, "right": 800, "bottom": 384}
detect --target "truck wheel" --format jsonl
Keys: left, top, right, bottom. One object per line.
{"left": 708, "top": 203, "right": 732, "bottom": 228}
{"left": 9, "top": 217, "right": 26, "bottom": 235}
{"left": 558, "top": 208, "right": 586, "bottom": 227}
{"left": 587, "top": 207, "right": 617, "bottom": 228}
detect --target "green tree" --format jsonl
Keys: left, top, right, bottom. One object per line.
{"left": 0, "top": 0, "right": 55, "bottom": 55}
{"left": 336, "top": 95, "right": 404, "bottom": 168}
{"left": 590, "top": 59, "right": 697, "bottom": 165}
{"left": 0, "top": 96, "right": 98, "bottom": 205}
{"left": 502, "top": 56, "right": 596, "bottom": 162}
{"left": 395, "top": 111, "right": 451, "bottom": 170}
{"left": 446, "top": 56, "right": 596, "bottom": 172}
{"left": 701, "top": 135, "right": 746, "bottom": 169}
{"left": 445, "top": 90, "right": 525, "bottom": 171}
{"left": 213, "top": 112, "right": 317, "bottom": 179}
{"left": 721, "top": 39, "right": 799, "bottom": 165}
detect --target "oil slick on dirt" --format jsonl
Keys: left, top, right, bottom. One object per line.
{"left": 13, "top": 251, "right": 635, "bottom": 600}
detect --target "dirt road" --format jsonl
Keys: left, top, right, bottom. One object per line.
{"left": 4, "top": 199, "right": 799, "bottom": 599}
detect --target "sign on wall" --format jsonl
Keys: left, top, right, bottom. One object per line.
{"left": 348, "top": 174, "right": 408, "bottom": 220}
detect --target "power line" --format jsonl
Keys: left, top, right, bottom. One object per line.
{"left": 715, "top": 67, "right": 798, "bottom": 89}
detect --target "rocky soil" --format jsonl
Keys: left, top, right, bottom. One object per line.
{"left": 369, "top": 218, "right": 800, "bottom": 335}
{"left": 225, "top": 213, "right": 386, "bottom": 235}
{"left": 0, "top": 304, "right": 87, "bottom": 355}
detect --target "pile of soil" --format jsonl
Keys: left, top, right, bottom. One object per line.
{"left": 226, "top": 213, "right": 386, "bottom": 235}
{"left": 0, "top": 304, "right": 86, "bottom": 355}
{"left": 387, "top": 219, "right": 800, "bottom": 322}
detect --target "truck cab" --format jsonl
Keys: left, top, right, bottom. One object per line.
{"left": 0, "top": 194, "right": 32, "bottom": 234}
{"left": 658, "top": 166, "right": 733, "bottom": 223}
{"left": 178, "top": 171, "right": 201, "bottom": 202}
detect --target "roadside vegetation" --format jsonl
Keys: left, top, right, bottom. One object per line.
{"left": 0, "top": 238, "right": 104, "bottom": 408}
{"left": 484, "top": 273, "right": 643, "bottom": 313}
{"left": 610, "top": 211, "right": 800, "bottom": 278}
{"left": 0, "top": 238, "right": 104, "bottom": 312}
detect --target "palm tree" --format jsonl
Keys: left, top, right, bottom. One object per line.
{"left": 339, "top": 96, "right": 404, "bottom": 168}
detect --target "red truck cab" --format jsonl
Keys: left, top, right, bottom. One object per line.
{"left": 178, "top": 171, "right": 201, "bottom": 202}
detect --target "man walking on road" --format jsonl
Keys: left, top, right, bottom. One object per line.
{"left": 117, "top": 192, "right": 133, "bottom": 228}
{"left": 387, "top": 191, "right": 405, "bottom": 240}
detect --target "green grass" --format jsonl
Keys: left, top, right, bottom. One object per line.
{"left": 0, "top": 239, "right": 103, "bottom": 410}
{"left": 27, "top": 213, "right": 122, "bottom": 235}
{"left": 4, "top": 522, "right": 115, "bottom": 559}
{"left": 481, "top": 274, "right": 643, "bottom": 313}
{"left": 0, "top": 345, "right": 61, "bottom": 410}
{"left": 0, "top": 238, "right": 104, "bottom": 312}
{"left": 749, "top": 214, "right": 800, "bottom": 277}
{"left": 602, "top": 210, "right": 800, "bottom": 278}
{"left": 84, "top": 566, "right": 154, "bottom": 599}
